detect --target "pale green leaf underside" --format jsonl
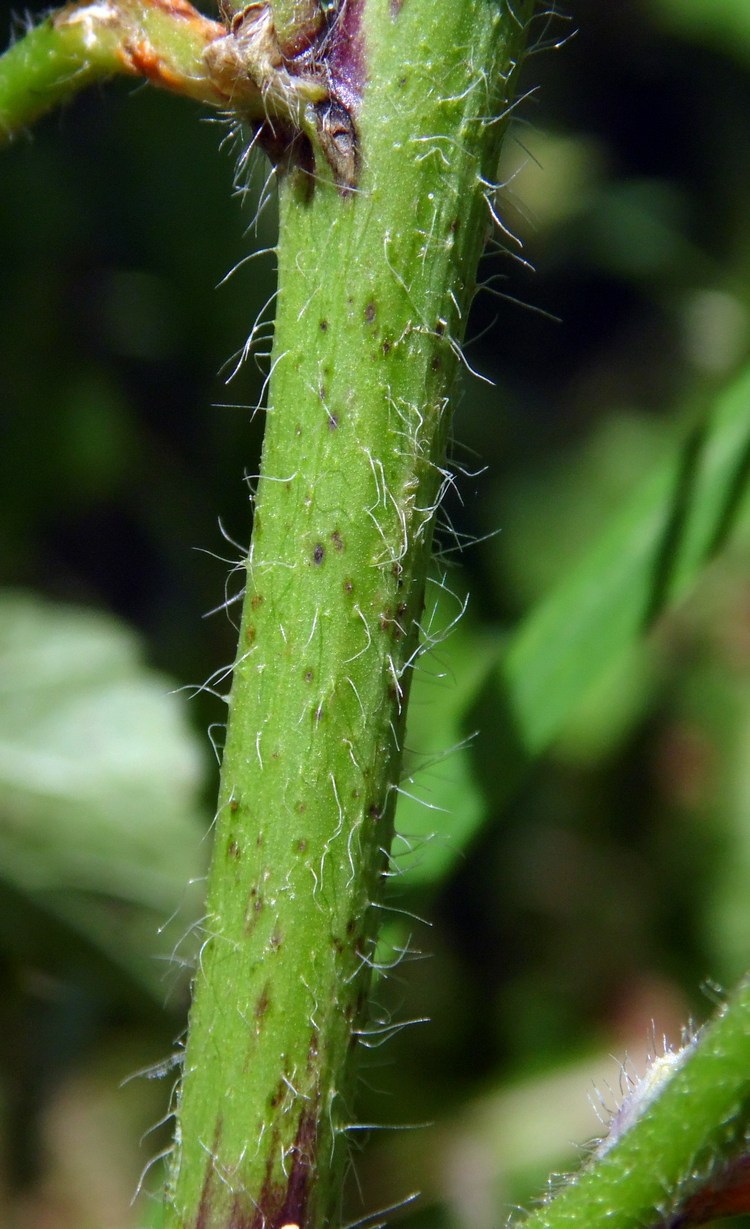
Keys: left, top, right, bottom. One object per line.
{"left": 0, "top": 591, "right": 208, "bottom": 991}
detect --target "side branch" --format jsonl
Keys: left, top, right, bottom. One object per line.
{"left": 0, "top": 0, "right": 231, "bottom": 143}
{"left": 1, "top": 0, "right": 356, "bottom": 189}
{"left": 518, "top": 976, "right": 750, "bottom": 1229}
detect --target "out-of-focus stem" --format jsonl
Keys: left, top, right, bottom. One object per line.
{"left": 518, "top": 976, "right": 750, "bottom": 1229}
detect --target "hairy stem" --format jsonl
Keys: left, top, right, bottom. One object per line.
{"left": 163, "top": 1, "right": 534, "bottom": 1226}
{"left": 517, "top": 977, "right": 750, "bottom": 1229}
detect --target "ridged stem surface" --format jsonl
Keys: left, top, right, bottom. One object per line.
{"left": 163, "top": 1, "right": 533, "bottom": 1225}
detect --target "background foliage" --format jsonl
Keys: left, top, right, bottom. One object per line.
{"left": 2, "top": 1, "right": 750, "bottom": 1226}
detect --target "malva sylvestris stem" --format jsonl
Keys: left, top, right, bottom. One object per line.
{"left": 162, "top": 1, "right": 534, "bottom": 1227}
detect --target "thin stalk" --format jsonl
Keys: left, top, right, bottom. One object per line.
{"left": 163, "top": 1, "right": 534, "bottom": 1226}
{"left": 0, "top": 0, "right": 229, "bottom": 143}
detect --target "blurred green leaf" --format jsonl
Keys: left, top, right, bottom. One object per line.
{"left": 0, "top": 591, "right": 208, "bottom": 994}
{"left": 651, "top": 0, "right": 750, "bottom": 65}
{"left": 501, "top": 362, "right": 750, "bottom": 758}
{"left": 399, "top": 363, "right": 750, "bottom": 890}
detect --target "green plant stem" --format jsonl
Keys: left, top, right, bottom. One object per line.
{"left": 163, "top": 1, "right": 534, "bottom": 1226}
{"left": 0, "top": 0, "right": 228, "bottom": 142}
{"left": 517, "top": 976, "right": 750, "bottom": 1229}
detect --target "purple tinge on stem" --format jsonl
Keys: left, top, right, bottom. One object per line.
{"left": 194, "top": 1102, "right": 320, "bottom": 1229}
{"left": 669, "top": 1154, "right": 750, "bottom": 1227}
{"left": 325, "top": 0, "right": 366, "bottom": 114}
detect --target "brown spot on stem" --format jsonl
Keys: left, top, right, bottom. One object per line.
{"left": 364, "top": 301, "right": 376, "bottom": 324}
{"left": 195, "top": 1119, "right": 223, "bottom": 1229}
{"left": 255, "top": 983, "right": 271, "bottom": 1022}
{"left": 331, "top": 529, "right": 344, "bottom": 552}
{"left": 327, "top": 413, "right": 339, "bottom": 430}
{"left": 346, "top": 987, "right": 369, "bottom": 1025}
{"left": 313, "top": 543, "right": 325, "bottom": 564}
{"left": 319, "top": 318, "right": 329, "bottom": 332}
{"left": 246, "top": 624, "right": 256, "bottom": 644}
{"left": 269, "top": 1079, "right": 286, "bottom": 1109}
{"left": 343, "top": 578, "right": 354, "bottom": 594}
{"left": 245, "top": 886, "right": 263, "bottom": 934}
{"left": 251, "top": 593, "right": 264, "bottom": 610}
